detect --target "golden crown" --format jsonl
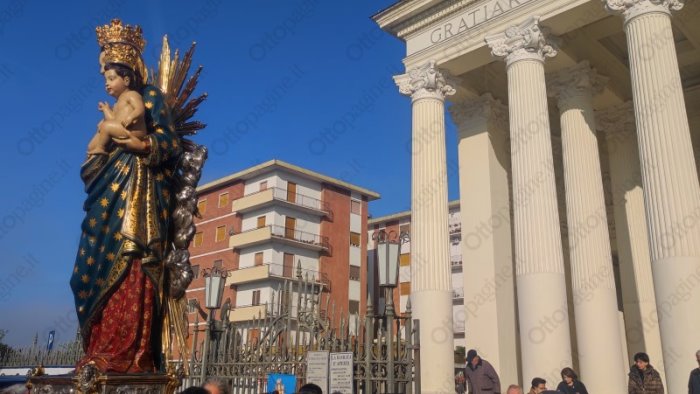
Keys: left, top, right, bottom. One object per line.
{"left": 96, "top": 19, "right": 146, "bottom": 74}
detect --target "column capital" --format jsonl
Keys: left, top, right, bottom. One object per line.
{"left": 547, "top": 61, "right": 608, "bottom": 107}
{"left": 394, "top": 60, "right": 457, "bottom": 102}
{"left": 595, "top": 101, "right": 635, "bottom": 138}
{"left": 485, "top": 16, "right": 559, "bottom": 67}
{"left": 604, "top": 0, "right": 684, "bottom": 22}
{"left": 449, "top": 93, "right": 508, "bottom": 133}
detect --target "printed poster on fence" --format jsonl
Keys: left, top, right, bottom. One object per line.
{"left": 267, "top": 373, "right": 296, "bottom": 394}
{"left": 329, "top": 352, "right": 353, "bottom": 394}
{"left": 306, "top": 350, "right": 329, "bottom": 394}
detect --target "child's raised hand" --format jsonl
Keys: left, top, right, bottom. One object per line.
{"left": 98, "top": 102, "right": 110, "bottom": 112}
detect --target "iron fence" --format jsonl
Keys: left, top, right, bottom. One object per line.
{"left": 0, "top": 333, "right": 83, "bottom": 369}
{"left": 1, "top": 270, "right": 419, "bottom": 393}
{"left": 183, "top": 268, "right": 419, "bottom": 393}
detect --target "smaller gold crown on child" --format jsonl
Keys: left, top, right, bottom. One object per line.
{"left": 96, "top": 19, "right": 146, "bottom": 73}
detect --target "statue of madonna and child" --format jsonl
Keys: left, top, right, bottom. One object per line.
{"left": 29, "top": 19, "right": 208, "bottom": 393}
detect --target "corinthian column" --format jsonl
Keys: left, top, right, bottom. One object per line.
{"left": 597, "top": 102, "right": 666, "bottom": 386}
{"left": 394, "top": 60, "right": 455, "bottom": 394}
{"left": 485, "top": 16, "right": 572, "bottom": 382}
{"left": 547, "top": 62, "right": 626, "bottom": 391}
{"left": 605, "top": 1, "right": 700, "bottom": 389}
{"left": 449, "top": 94, "right": 518, "bottom": 387}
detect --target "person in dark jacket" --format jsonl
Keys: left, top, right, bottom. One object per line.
{"left": 689, "top": 349, "right": 700, "bottom": 394}
{"left": 527, "top": 378, "right": 547, "bottom": 394}
{"left": 628, "top": 352, "right": 664, "bottom": 394}
{"left": 464, "top": 349, "right": 501, "bottom": 394}
{"left": 556, "top": 367, "right": 588, "bottom": 394}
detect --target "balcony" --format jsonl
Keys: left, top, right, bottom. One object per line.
{"left": 453, "top": 286, "right": 464, "bottom": 300}
{"left": 227, "top": 263, "right": 331, "bottom": 289}
{"left": 231, "top": 304, "right": 319, "bottom": 322}
{"left": 229, "top": 225, "right": 331, "bottom": 254}
{"left": 229, "top": 304, "right": 267, "bottom": 323}
{"left": 449, "top": 223, "right": 461, "bottom": 236}
{"left": 231, "top": 187, "right": 331, "bottom": 218}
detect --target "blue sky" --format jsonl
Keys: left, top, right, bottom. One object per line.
{"left": 0, "top": 0, "right": 461, "bottom": 347}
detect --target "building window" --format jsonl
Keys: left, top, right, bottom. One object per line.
{"left": 213, "top": 259, "right": 223, "bottom": 270}
{"left": 349, "top": 300, "right": 360, "bottom": 314}
{"left": 257, "top": 216, "right": 266, "bottom": 228}
{"left": 197, "top": 199, "right": 207, "bottom": 215}
{"left": 287, "top": 182, "right": 297, "bottom": 203}
{"left": 193, "top": 232, "right": 203, "bottom": 247}
{"left": 283, "top": 253, "right": 294, "bottom": 277}
{"left": 350, "top": 232, "right": 361, "bottom": 247}
{"left": 192, "top": 265, "right": 200, "bottom": 279}
{"left": 400, "top": 253, "right": 410, "bottom": 267}
{"left": 218, "top": 192, "right": 229, "bottom": 208}
{"left": 400, "top": 282, "right": 411, "bottom": 295}
{"left": 215, "top": 225, "right": 226, "bottom": 242}
{"left": 349, "top": 265, "right": 360, "bottom": 281}
{"left": 280, "top": 289, "right": 290, "bottom": 314}
{"left": 249, "top": 328, "right": 260, "bottom": 344}
{"left": 187, "top": 299, "right": 197, "bottom": 314}
{"left": 255, "top": 252, "right": 263, "bottom": 266}
{"left": 252, "top": 290, "right": 261, "bottom": 306}
{"left": 399, "top": 223, "right": 410, "bottom": 236}
{"left": 351, "top": 199, "right": 361, "bottom": 215}
{"left": 285, "top": 217, "right": 296, "bottom": 239}
{"left": 259, "top": 181, "right": 268, "bottom": 191}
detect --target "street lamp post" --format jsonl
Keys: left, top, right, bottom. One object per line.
{"left": 374, "top": 229, "right": 401, "bottom": 393}
{"left": 200, "top": 266, "right": 228, "bottom": 383}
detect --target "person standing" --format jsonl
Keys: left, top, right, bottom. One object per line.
{"left": 689, "top": 350, "right": 700, "bottom": 394}
{"left": 527, "top": 378, "right": 547, "bottom": 394}
{"left": 464, "top": 349, "right": 501, "bottom": 394}
{"left": 506, "top": 384, "right": 523, "bottom": 394}
{"left": 555, "top": 367, "right": 588, "bottom": 394}
{"left": 203, "top": 378, "right": 229, "bottom": 394}
{"left": 628, "top": 352, "right": 664, "bottom": 394}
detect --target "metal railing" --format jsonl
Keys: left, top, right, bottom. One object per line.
{"left": 234, "top": 262, "right": 331, "bottom": 289}
{"left": 2, "top": 272, "right": 419, "bottom": 393}
{"left": 269, "top": 225, "right": 331, "bottom": 254}
{"left": 0, "top": 333, "right": 83, "bottom": 368}
{"left": 181, "top": 267, "right": 419, "bottom": 393}
{"left": 239, "top": 187, "right": 331, "bottom": 215}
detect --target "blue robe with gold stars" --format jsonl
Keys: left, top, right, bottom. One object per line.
{"left": 71, "top": 85, "right": 182, "bottom": 357}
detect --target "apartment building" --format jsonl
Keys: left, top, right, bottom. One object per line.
{"left": 367, "top": 201, "right": 464, "bottom": 351}
{"left": 186, "top": 160, "right": 379, "bottom": 344}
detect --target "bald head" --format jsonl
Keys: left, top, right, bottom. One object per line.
{"left": 506, "top": 384, "right": 524, "bottom": 394}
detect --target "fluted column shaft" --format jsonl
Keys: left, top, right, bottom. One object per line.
{"left": 605, "top": 1, "right": 700, "bottom": 390}
{"left": 548, "top": 63, "right": 626, "bottom": 391}
{"left": 450, "top": 94, "right": 518, "bottom": 388}
{"left": 598, "top": 102, "right": 666, "bottom": 386}
{"left": 486, "top": 16, "right": 572, "bottom": 384}
{"left": 395, "top": 61, "right": 455, "bottom": 394}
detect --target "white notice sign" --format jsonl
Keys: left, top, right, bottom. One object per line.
{"left": 329, "top": 352, "right": 354, "bottom": 394}
{"left": 306, "top": 350, "right": 329, "bottom": 394}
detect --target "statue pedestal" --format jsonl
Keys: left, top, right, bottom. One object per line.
{"left": 27, "top": 365, "right": 182, "bottom": 394}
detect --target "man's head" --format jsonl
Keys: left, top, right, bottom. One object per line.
{"left": 299, "top": 383, "right": 323, "bottom": 394}
{"left": 506, "top": 384, "right": 524, "bottom": 394}
{"left": 634, "top": 352, "right": 650, "bottom": 371}
{"left": 180, "top": 388, "right": 209, "bottom": 394}
{"left": 466, "top": 349, "right": 480, "bottom": 367}
{"left": 203, "top": 378, "right": 229, "bottom": 394}
{"left": 531, "top": 377, "right": 546, "bottom": 393}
